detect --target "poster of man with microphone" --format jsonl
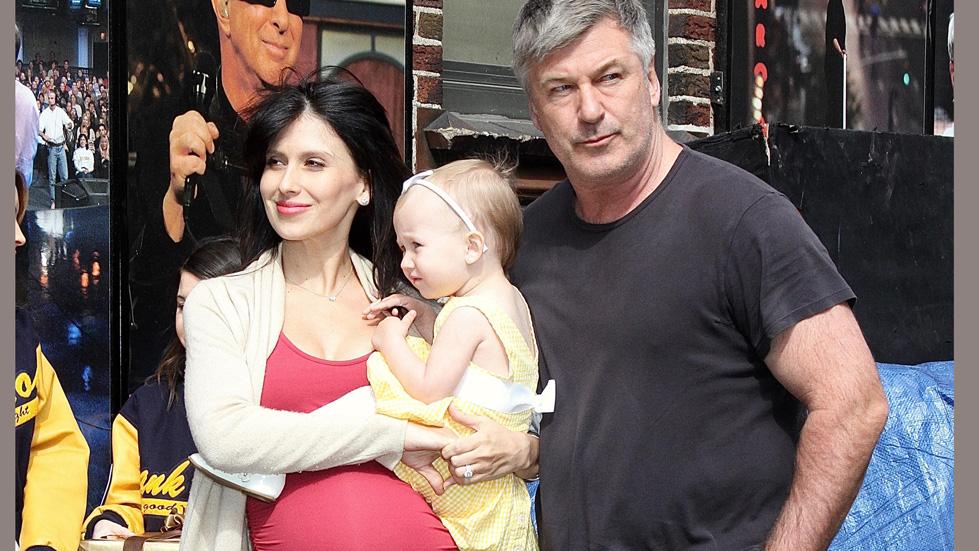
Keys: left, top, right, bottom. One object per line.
{"left": 127, "top": 0, "right": 408, "bottom": 384}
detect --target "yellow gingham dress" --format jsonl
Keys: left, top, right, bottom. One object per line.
{"left": 367, "top": 295, "right": 539, "bottom": 551}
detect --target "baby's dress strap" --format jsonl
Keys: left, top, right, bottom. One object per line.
{"left": 434, "top": 296, "right": 535, "bottom": 367}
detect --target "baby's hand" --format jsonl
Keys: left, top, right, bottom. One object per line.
{"left": 364, "top": 294, "right": 427, "bottom": 320}
{"left": 372, "top": 310, "right": 418, "bottom": 351}
{"left": 364, "top": 294, "right": 437, "bottom": 342}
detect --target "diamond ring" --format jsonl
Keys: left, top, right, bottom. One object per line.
{"left": 462, "top": 464, "right": 474, "bottom": 480}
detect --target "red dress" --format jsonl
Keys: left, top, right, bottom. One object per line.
{"left": 245, "top": 334, "right": 457, "bottom": 550}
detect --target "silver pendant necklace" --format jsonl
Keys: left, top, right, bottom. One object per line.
{"left": 288, "top": 267, "right": 354, "bottom": 302}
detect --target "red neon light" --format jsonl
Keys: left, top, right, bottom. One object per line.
{"left": 755, "top": 0, "right": 768, "bottom": 124}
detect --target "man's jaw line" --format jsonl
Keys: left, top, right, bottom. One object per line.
{"left": 570, "top": 134, "right": 677, "bottom": 223}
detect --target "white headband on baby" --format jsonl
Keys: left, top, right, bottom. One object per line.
{"left": 401, "top": 170, "right": 489, "bottom": 253}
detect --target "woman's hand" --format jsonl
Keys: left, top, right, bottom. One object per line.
{"left": 372, "top": 310, "right": 416, "bottom": 352}
{"left": 440, "top": 405, "right": 539, "bottom": 488}
{"left": 364, "top": 294, "right": 437, "bottom": 342}
{"left": 403, "top": 423, "right": 456, "bottom": 495}
{"left": 401, "top": 449, "right": 446, "bottom": 495}
{"left": 92, "top": 519, "right": 136, "bottom": 539}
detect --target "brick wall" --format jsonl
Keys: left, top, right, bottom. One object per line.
{"left": 411, "top": 0, "right": 444, "bottom": 170}
{"left": 666, "top": 0, "right": 717, "bottom": 136}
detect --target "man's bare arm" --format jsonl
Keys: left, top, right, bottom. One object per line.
{"left": 764, "top": 303, "right": 888, "bottom": 551}
{"left": 441, "top": 406, "right": 539, "bottom": 487}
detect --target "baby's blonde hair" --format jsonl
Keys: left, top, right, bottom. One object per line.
{"left": 414, "top": 158, "right": 523, "bottom": 271}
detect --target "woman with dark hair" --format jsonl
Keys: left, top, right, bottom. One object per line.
{"left": 182, "top": 76, "right": 540, "bottom": 551}
{"left": 81, "top": 236, "right": 243, "bottom": 540}
{"left": 179, "top": 77, "right": 470, "bottom": 550}
{"left": 73, "top": 133, "right": 95, "bottom": 179}
{"left": 234, "top": 76, "right": 407, "bottom": 290}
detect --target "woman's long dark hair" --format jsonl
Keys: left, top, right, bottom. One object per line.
{"left": 237, "top": 73, "right": 409, "bottom": 295}
{"left": 151, "top": 236, "right": 242, "bottom": 408}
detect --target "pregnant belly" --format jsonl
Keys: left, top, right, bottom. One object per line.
{"left": 246, "top": 461, "right": 457, "bottom": 551}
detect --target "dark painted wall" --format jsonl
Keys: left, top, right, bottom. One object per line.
{"left": 767, "top": 125, "right": 953, "bottom": 364}
{"left": 688, "top": 125, "right": 953, "bottom": 364}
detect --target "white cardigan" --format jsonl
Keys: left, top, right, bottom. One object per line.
{"left": 179, "top": 247, "right": 407, "bottom": 551}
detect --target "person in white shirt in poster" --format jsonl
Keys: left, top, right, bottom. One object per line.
{"left": 38, "top": 90, "right": 74, "bottom": 208}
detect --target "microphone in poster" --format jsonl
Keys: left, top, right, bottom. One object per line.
{"left": 182, "top": 51, "right": 217, "bottom": 224}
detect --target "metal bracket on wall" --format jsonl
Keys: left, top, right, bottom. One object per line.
{"left": 710, "top": 71, "right": 725, "bottom": 105}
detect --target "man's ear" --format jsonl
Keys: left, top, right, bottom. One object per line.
{"left": 529, "top": 101, "right": 541, "bottom": 130}
{"left": 527, "top": 91, "right": 543, "bottom": 132}
{"left": 464, "top": 232, "right": 487, "bottom": 265}
{"left": 646, "top": 63, "right": 661, "bottom": 108}
{"left": 213, "top": 0, "right": 232, "bottom": 35}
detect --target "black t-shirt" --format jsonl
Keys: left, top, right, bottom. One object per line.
{"left": 511, "top": 147, "right": 854, "bottom": 550}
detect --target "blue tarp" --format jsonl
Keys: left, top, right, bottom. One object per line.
{"left": 830, "top": 361, "right": 954, "bottom": 551}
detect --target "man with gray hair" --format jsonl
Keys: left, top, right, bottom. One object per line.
{"left": 508, "top": 1, "right": 888, "bottom": 549}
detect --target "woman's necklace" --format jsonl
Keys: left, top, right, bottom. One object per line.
{"left": 287, "top": 266, "right": 354, "bottom": 302}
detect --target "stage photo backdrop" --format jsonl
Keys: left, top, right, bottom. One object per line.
{"left": 15, "top": 0, "right": 411, "bottom": 520}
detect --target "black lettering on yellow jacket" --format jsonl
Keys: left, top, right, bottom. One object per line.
{"left": 83, "top": 381, "right": 197, "bottom": 536}
{"left": 15, "top": 308, "right": 90, "bottom": 550}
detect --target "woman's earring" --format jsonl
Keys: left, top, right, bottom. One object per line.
{"left": 357, "top": 196, "right": 370, "bottom": 206}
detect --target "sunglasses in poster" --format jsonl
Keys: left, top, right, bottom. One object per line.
{"left": 240, "top": 0, "right": 311, "bottom": 17}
